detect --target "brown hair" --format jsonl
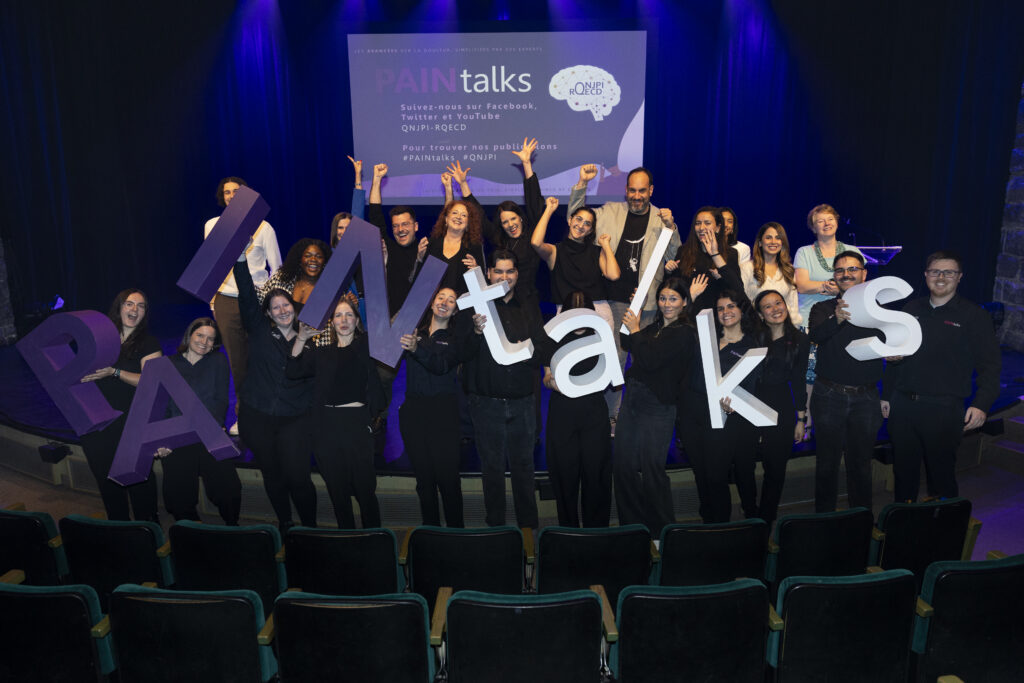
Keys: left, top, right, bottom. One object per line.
{"left": 751, "top": 222, "right": 795, "bottom": 288}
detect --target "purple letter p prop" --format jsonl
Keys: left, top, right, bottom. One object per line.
{"left": 108, "top": 356, "right": 239, "bottom": 485}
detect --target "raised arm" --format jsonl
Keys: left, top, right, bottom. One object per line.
{"left": 369, "top": 162, "right": 387, "bottom": 205}
{"left": 441, "top": 171, "right": 454, "bottom": 204}
{"left": 510, "top": 137, "right": 538, "bottom": 180}
{"left": 598, "top": 234, "right": 620, "bottom": 281}
{"left": 531, "top": 196, "right": 560, "bottom": 269}
{"left": 568, "top": 164, "right": 597, "bottom": 214}
{"left": 447, "top": 160, "right": 472, "bottom": 198}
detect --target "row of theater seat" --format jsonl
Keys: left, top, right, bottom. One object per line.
{"left": 0, "top": 499, "right": 1019, "bottom": 681}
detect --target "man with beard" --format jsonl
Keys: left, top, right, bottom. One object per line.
{"left": 367, "top": 162, "right": 430, "bottom": 431}
{"left": 568, "top": 165, "right": 681, "bottom": 431}
{"left": 882, "top": 250, "right": 1001, "bottom": 502}
{"left": 808, "top": 251, "right": 885, "bottom": 513}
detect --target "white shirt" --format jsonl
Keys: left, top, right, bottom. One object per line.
{"left": 203, "top": 218, "right": 282, "bottom": 298}
{"left": 740, "top": 260, "right": 802, "bottom": 326}
{"left": 733, "top": 241, "right": 751, "bottom": 264}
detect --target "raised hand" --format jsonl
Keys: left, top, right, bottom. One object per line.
{"left": 373, "top": 163, "right": 388, "bottom": 180}
{"left": 462, "top": 253, "right": 478, "bottom": 269}
{"left": 441, "top": 172, "right": 453, "bottom": 189}
{"left": 417, "top": 237, "right": 429, "bottom": 261}
{"left": 579, "top": 164, "right": 598, "bottom": 183}
{"left": 658, "top": 208, "right": 675, "bottom": 227}
{"left": 297, "top": 322, "right": 318, "bottom": 342}
{"left": 446, "top": 160, "right": 470, "bottom": 185}
{"left": 347, "top": 155, "right": 363, "bottom": 179}
{"left": 511, "top": 137, "right": 538, "bottom": 165}
{"left": 689, "top": 273, "right": 709, "bottom": 301}
{"left": 544, "top": 196, "right": 559, "bottom": 212}
{"left": 623, "top": 308, "right": 641, "bottom": 334}
{"left": 698, "top": 229, "right": 717, "bottom": 255}
{"left": 597, "top": 233, "right": 611, "bottom": 248}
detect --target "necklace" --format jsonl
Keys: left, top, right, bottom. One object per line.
{"left": 813, "top": 240, "right": 847, "bottom": 273}
{"left": 624, "top": 237, "right": 643, "bottom": 272}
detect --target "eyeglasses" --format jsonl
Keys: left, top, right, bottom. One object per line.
{"left": 833, "top": 266, "right": 864, "bottom": 275}
{"left": 925, "top": 269, "right": 961, "bottom": 279}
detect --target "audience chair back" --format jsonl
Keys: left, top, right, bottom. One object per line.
{"left": 613, "top": 580, "right": 768, "bottom": 682}
{"left": 0, "top": 581, "right": 115, "bottom": 682}
{"left": 913, "top": 553, "right": 1024, "bottom": 682}
{"left": 657, "top": 519, "right": 768, "bottom": 586}
{"left": 59, "top": 514, "right": 173, "bottom": 610}
{"left": 870, "top": 498, "right": 973, "bottom": 587}
{"left": 110, "top": 584, "right": 276, "bottom": 682}
{"left": 284, "top": 526, "right": 402, "bottom": 594}
{"left": 407, "top": 526, "right": 525, "bottom": 608}
{"left": 536, "top": 525, "right": 652, "bottom": 608}
{"left": 767, "top": 508, "right": 873, "bottom": 589}
{"left": 169, "top": 520, "right": 285, "bottom": 615}
{"left": 0, "top": 507, "right": 68, "bottom": 584}
{"left": 768, "top": 569, "right": 916, "bottom": 683}
{"left": 445, "top": 589, "right": 603, "bottom": 683}
{"left": 274, "top": 591, "right": 432, "bottom": 682}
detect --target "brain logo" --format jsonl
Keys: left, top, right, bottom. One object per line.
{"left": 548, "top": 66, "right": 622, "bottom": 121}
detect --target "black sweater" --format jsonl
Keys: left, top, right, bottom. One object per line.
{"left": 462, "top": 294, "right": 549, "bottom": 399}
{"left": 808, "top": 296, "right": 884, "bottom": 387}
{"left": 623, "top": 320, "right": 696, "bottom": 405}
{"left": 168, "top": 351, "right": 229, "bottom": 426}
{"left": 367, "top": 202, "right": 423, "bottom": 316}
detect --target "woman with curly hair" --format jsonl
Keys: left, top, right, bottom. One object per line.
{"left": 258, "top": 238, "right": 331, "bottom": 310}
{"left": 79, "top": 289, "right": 162, "bottom": 521}
{"left": 665, "top": 206, "right": 744, "bottom": 313}
{"left": 741, "top": 222, "right": 802, "bottom": 326}
{"left": 424, "top": 199, "right": 486, "bottom": 295}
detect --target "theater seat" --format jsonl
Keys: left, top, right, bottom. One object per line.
{"left": 766, "top": 508, "right": 874, "bottom": 594}
{"left": 0, "top": 504, "right": 68, "bottom": 584}
{"left": 656, "top": 519, "right": 768, "bottom": 586}
{"left": 284, "top": 526, "right": 403, "bottom": 594}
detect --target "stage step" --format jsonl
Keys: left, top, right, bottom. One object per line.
{"left": 1004, "top": 416, "right": 1024, "bottom": 442}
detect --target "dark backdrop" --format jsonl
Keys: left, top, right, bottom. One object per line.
{"left": 3, "top": 0, "right": 1023, "bottom": 336}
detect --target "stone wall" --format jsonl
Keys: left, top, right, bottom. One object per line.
{"left": 994, "top": 82, "right": 1024, "bottom": 352}
{"left": 0, "top": 237, "right": 16, "bottom": 345}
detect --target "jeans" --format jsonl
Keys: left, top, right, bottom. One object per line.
{"left": 606, "top": 300, "right": 657, "bottom": 419}
{"left": 612, "top": 379, "right": 676, "bottom": 536}
{"left": 468, "top": 394, "right": 538, "bottom": 528}
{"left": 810, "top": 381, "right": 883, "bottom": 513}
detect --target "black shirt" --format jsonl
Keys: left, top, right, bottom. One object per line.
{"left": 426, "top": 238, "right": 486, "bottom": 296}
{"left": 757, "top": 330, "right": 811, "bottom": 416}
{"left": 623, "top": 320, "right": 696, "bottom": 405}
{"left": 552, "top": 239, "right": 606, "bottom": 305}
{"left": 883, "top": 295, "right": 1001, "bottom": 410}
{"left": 404, "top": 324, "right": 460, "bottom": 398}
{"left": 462, "top": 294, "right": 548, "bottom": 399}
{"left": 367, "top": 203, "right": 423, "bottom": 316}
{"left": 96, "top": 333, "right": 162, "bottom": 412}
{"left": 471, "top": 174, "right": 543, "bottom": 302}
{"left": 608, "top": 210, "right": 649, "bottom": 302}
{"left": 285, "top": 334, "right": 385, "bottom": 414}
{"left": 808, "top": 296, "right": 884, "bottom": 387}
{"left": 168, "top": 351, "right": 230, "bottom": 426}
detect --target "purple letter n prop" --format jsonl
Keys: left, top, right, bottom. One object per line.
{"left": 298, "top": 217, "right": 446, "bottom": 367}
{"left": 16, "top": 311, "right": 122, "bottom": 436}
{"left": 177, "top": 185, "right": 270, "bottom": 303}
{"left": 108, "top": 356, "right": 239, "bottom": 485}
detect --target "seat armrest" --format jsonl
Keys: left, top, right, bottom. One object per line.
{"left": 0, "top": 569, "right": 25, "bottom": 584}
{"left": 156, "top": 541, "right": 172, "bottom": 558}
{"left": 871, "top": 528, "right": 885, "bottom": 542}
{"left": 649, "top": 540, "right": 660, "bottom": 563}
{"left": 257, "top": 614, "right": 275, "bottom": 645}
{"left": 986, "top": 550, "right": 1007, "bottom": 560}
{"left": 47, "top": 534, "right": 63, "bottom": 549}
{"left": 590, "top": 584, "right": 618, "bottom": 643}
{"left": 915, "top": 597, "right": 934, "bottom": 618}
{"left": 430, "top": 586, "right": 452, "bottom": 646}
{"left": 88, "top": 512, "right": 106, "bottom": 519}
{"left": 865, "top": 566, "right": 884, "bottom": 574}
{"left": 768, "top": 604, "right": 784, "bottom": 631}
{"left": 274, "top": 546, "right": 285, "bottom": 563}
{"left": 399, "top": 527, "right": 412, "bottom": 565}
{"left": 937, "top": 676, "right": 965, "bottom": 683}
{"left": 961, "top": 518, "right": 982, "bottom": 561}
{"left": 141, "top": 581, "right": 157, "bottom": 588}
{"left": 91, "top": 616, "right": 111, "bottom": 638}
{"left": 522, "top": 527, "right": 535, "bottom": 565}
{"left": 768, "top": 539, "right": 779, "bottom": 553}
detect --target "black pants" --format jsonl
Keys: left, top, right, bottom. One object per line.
{"left": 161, "top": 443, "right": 242, "bottom": 524}
{"left": 238, "top": 406, "right": 317, "bottom": 528}
{"left": 545, "top": 392, "right": 611, "bottom": 528}
{"left": 79, "top": 414, "right": 158, "bottom": 521}
{"left": 888, "top": 391, "right": 963, "bottom": 501}
{"left": 315, "top": 405, "right": 380, "bottom": 529}
{"left": 685, "top": 411, "right": 758, "bottom": 524}
{"left": 756, "top": 412, "right": 796, "bottom": 524}
{"left": 400, "top": 394, "right": 464, "bottom": 527}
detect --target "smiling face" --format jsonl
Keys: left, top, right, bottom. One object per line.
{"left": 759, "top": 226, "right": 782, "bottom": 257}
{"left": 499, "top": 210, "right": 523, "bottom": 239}
{"left": 568, "top": 208, "right": 596, "bottom": 242}
{"left": 332, "top": 300, "right": 358, "bottom": 340}
{"left": 222, "top": 181, "right": 241, "bottom": 206}
{"left": 924, "top": 258, "right": 962, "bottom": 300}
{"left": 722, "top": 211, "right": 735, "bottom": 239}
{"left": 445, "top": 202, "right": 469, "bottom": 234}
{"left": 716, "top": 296, "right": 741, "bottom": 329}
{"left": 658, "top": 287, "right": 686, "bottom": 324}
{"left": 267, "top": 294, "right": 294, "bottom": 328}
{"left": 694, "top": 211, "right": 718, "bottom": 241}
{"left": 188, "top": 325, "right": 217, "bottom": 357}
{"left": 431, "top": 288, "right": 457, "bottom": 320}
{"left": 811, "top": 210, "right": 838, "bottom": 239}
{"left": 625, "top": 170, "right": 652, "bottom": 215}
{"left": 833, "top": 255, "right": 867, "bottom": 293}
{"left": 391, "top": 212, "right": 417, "bottom": 247}
{"left": 757, "top": 292, "right": 788, "bottom": 326}
{"left": 120, "top": 292, "right": 148, "bottom": 331}
{"left": 335, "top": 217, "right": 351, "bottom": 243}
{"left": 488, "top": 258, "right": 518, "bottom": 299}
{"left": 300, "top": 245, "right": 326, "bottom": 279}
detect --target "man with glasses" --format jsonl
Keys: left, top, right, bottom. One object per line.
{"left": 807, "top": 251, "right": 885, "bottom": 512}
{"left": 882, "top": 250, "right": 1001, "bottom": 502}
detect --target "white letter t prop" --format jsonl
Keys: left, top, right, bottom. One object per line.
{"left": 695, "top": 308, "right": 778, "bottom": 428}
{"left": 543, "top": 308, "right": 624, "bottom": 398}
{"left": 457, "top": 267, "right": 534, "bottom": 365}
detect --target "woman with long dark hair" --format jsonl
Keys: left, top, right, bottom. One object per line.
{"left": 234, "top": 254, "right": 317, "bottom": 531}
{"left": 685, "top": 289, "right": 764, "bottom": 523}
{"left": 612, "top": 277, "right": 696, "bottom": 536}
{"left": 741, "top": 222, "right": 802, "bottom": 326}
{"left": 398, "top": 287, "right": 464, "bottom": 527}
{"left": 79, "top": 289, "right": 162, "bottom": 521}
{"left": 159, "top": 317, "right": 242, "bottom": 524}
{"left": 753, "top": 290, "right": 810, "bottom": 524}
{"left": 288, "top": 295, "right": 385, "bottom": 529}
{"left": 665, "top": 206, "right": 744, "bottom": 313}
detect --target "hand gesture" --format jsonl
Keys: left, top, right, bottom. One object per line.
{"left": 462, "top": 253, "right": 478, "bottom": 269}
{"left": 446, "top": 160, "right": 470, "bottom": 185}
{"left": 472, "top": 313, "right": 487, "bottom": 335}
{"left": 623, "top": 308, "right": 641, "bottom": 334}
{"left": 880, "top": 400, "right": 890, "bottom": 419}
{"left": 597, "top": 233, "right": 611, "bottom": 248}
{"left": 720, "top": 396, "right": 735, "bottom": 414}
{"left": 820, "top": 279, "right": 839, "bottom": 295}
{"left": 835, "top": 298, "right": 851, "bottom": 323}
{"left": 400, "top": 333, "right": 418, "bottom": 352}
{"left": 698, "top": 229, "right": 717, "bottom": 255}
{"left": 154, "top": 447, "right": 172, "bottom": 460}
{"left": 80, "top": 367, "right": 114, "bottom": 383}
{"left": 544, "top": 196, "right": 559, "bottom": 213}
{"left": 417, "top": 237, "right": 429, "bottom": 261}
{"left": 689, "top": 273, "right": 709, "bottom": 301}
{"left": 373, "top": 163, "right": 388, "bottom": 180}
{"left": 511, "top": 137, "right": 538, "bottom": 165}
{"left": 658, "top": 208, "right": 674, "bottom": 227}
{"left": 664, "top": 259, "right": 680, "bottom": 273}
{"left": 579, "top": 164, "right": 598, "bottom": 183}
{"left": 440, "top": 172, "right": 453, "bottom": 189}
{"left": 296, "top": 322, "right": 318, "bottom": 342}
{"left": 347, "top": 155, "right": 362, "bottom": 178}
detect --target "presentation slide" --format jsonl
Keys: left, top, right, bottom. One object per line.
{"left": 348, "top": 31, "right": 647, "bottom": 205}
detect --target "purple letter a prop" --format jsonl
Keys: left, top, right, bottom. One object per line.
{"left": 298, "top": 217, "right": 446, "bottom": 367}
{"left": 177, "top": 185, "right": 270, "bottom": 303}
{"left": 16, "top": 311, "right": 122, "bottom": 436}
{"left": 108, "top": 356, "right": 239, "bottom": 486}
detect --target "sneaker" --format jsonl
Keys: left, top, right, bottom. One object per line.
{"left": 609, "top": 416, "right": 617, "bottom": 438}
{"left": 228, "top": 422, "right": 239, "bottom": 437}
